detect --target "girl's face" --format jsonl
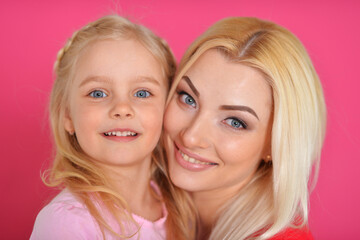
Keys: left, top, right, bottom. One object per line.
{"left": 164, "top": 49, "right": 273, "bottom": 195}
{"left": 64, "top": 39, "right": 167, "bottom": 169}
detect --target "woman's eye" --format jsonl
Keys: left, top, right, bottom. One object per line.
{"left": 224, "top": 118, "right": 247, "bottom": 129}
{"left": 179, "top": 92, "right": 196, "bottom": 108}
{"left": 134, "top": 90, "right": 151, "bottom": 98}
{"left": 89, "top": 90, "right": 107, "bottom": 98}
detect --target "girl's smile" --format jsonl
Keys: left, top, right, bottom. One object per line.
{"left": 64, "top": 39, "right": 168, "bottom": 168}
{"left": 102, "top": 128, "right": 140, "bottom": 142}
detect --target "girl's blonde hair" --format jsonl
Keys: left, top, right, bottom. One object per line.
{"left": 168, "top": 17, "right": 326, "bottom": 239}
{"left": 45, "top": 15, "right": 195, "bottom": 240}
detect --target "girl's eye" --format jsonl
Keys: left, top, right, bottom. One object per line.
{"left": 224, "top": 118, "right": 247, "bottom": 129}
{"left": 179, "top": 92, "right": 196, "bottom": 108}
{"left": 134, "top": 90, "right": 151, "bottom": 98}
{"left": 89, "top": 90, "right": 107, "bottom": 98}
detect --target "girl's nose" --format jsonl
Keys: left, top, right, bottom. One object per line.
{"left": 109, "top": 100, "right": 135, "bottom": 119}
{"left": 180, "top": 114, "right": 211, "bottom": 149}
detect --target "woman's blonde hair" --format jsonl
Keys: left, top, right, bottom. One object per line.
{"left": 45, "top": 15, "right": 195, "bottom": 240}
{"left": 168, "top": 17, "right": 326, "bottom": 239}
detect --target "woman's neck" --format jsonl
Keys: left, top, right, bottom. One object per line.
{"left": 192, "top": 183, "right": 247, "bottom": 239}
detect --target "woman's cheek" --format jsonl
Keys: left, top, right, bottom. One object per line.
{"left": 220, "top": 136, "right": 264, "bottom": 168}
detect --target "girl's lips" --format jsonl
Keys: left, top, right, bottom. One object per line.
{"left": 102, "top": 128, "right": 140, "bottom": 142}
{"left": 174, "top": 142, "right": 218, "bottom": 172}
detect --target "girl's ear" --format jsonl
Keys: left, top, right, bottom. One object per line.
{"left": 64, "top": 110, "right": 75, "bottom": 135}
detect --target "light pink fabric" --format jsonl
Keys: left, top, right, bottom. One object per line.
{"left": 30, "top": 183, "right": 167, "bottom": 240}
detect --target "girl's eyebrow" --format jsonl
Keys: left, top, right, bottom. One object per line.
{"left": 79, "top": 76, "right": 112, "bottom": 88}
{"left": 135, "top": 76, "right": 161, "bottom": 86}
{"left": 182, "top": 75, "right": 200, "bottom": 97}
{"left": 79, "top": 76, "right": 160, "bottom": 88}
{"left": 219, "top": 105, "right": 259, "bottom": 120}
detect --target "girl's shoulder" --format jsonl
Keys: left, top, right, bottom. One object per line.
{"left": 268, "top": 226, "right": 314, "bottom": 240}
{"left": 30, "top": 189, "right": 102, "bottom": 240}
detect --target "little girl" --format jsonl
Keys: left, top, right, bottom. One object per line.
{"left": 30, "top": 15, "right": 195, "bottom": 240}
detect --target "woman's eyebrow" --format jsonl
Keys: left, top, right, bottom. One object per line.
{"left": 219, "top": 105, "right": 259, "bottom": 120}
{"left": 182, "top": 75, "right": 200, "bottom": 97}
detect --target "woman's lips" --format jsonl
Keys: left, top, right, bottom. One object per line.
{"left": 174, "top": 142, "right": 218, "bottom": 172}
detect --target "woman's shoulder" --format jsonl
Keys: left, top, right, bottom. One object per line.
{"left": 268, "top": 226, "right": 314, "bottom": 240}
{"left": 30, "top": 189, "right": 101, "bottom": 240}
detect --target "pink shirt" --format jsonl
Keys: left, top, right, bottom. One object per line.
{"left": 30, "top": 185, "right": 167, "bottom": 240}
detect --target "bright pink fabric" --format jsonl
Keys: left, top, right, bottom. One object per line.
{"left": 30, "top": 187, "right": 167, "bottom": 240}
{"left": 269, "top": 227, "right": 313, "bottom": 240}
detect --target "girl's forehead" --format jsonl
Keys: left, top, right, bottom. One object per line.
{"left": 72, "top": 39, "right": 166, "bottom": 87}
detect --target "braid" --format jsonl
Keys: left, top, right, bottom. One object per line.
{"left": 53, "top": 17, "right": 132, "bottom": 74}
{"left": 53, "top": 29, "right": 81, "bottom": 73}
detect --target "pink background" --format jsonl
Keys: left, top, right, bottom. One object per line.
{"left": 1, "top": 0, "right": 359, "bottom": 239}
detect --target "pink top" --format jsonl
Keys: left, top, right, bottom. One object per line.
{"left": 30, "top": 183, "right": 167, "bottom": 240}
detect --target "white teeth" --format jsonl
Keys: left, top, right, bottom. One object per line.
{"left": 105, "top": 131, "right": 137, "bottom": 136}
{"left": 180, "top": 150, "right": 215, "bottom": 165}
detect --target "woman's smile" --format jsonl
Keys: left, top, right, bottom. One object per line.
{"left": 164, "top": 49, "right": 273, "bottom": 194}
{"left": 173, "top": 141, "right": 219, "bottom": 171}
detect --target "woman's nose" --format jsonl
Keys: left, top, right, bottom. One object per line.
{"left": 109, "top": 99, "right": 135, "bottom": 119}
{"left": 180, "top": 114, "right": 211, "bottom": 149}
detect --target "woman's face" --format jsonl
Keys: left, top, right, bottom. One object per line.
{"left": 164, "top": 49, "right": 273, "bottom": 195}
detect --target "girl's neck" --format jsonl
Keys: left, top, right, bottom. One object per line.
{"left": 99, "top": 155, "right": 163, "bottom": 221}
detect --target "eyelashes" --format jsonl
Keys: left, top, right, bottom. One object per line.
{"left": 223, "top": 118, "right": 248, "bottom": 129}
{"left": 134, "top": 89, "right": 151, "bottom": 98}
{"left": 176, "top": 89, "right": 248, "bottom": 131}
{"left": 88, "top": 89, "right": 153, "bottom": 99}
{"left": 89, "top": 89, "right": 108, "bottom": 98}
{"left": 178, "top": 91, "right": 196, "bottom": 107}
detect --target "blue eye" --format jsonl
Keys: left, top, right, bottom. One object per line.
{"left": 224, "top": 118, "right": 247, "bottom": 129}
{"left": 89, "top": 90, "right": 107, "bottom": 98}
{"left": 179, "top": 92, "right": 196, "bottom": 108}
{"left": 134, "top": 90, "right": 151, "bottom": 98}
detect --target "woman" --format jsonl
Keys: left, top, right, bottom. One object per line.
{"left": 164, "top": 17, "right": 326, "bottom": 239}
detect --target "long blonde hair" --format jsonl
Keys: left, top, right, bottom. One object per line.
{"left": 44, "top": 15, "right": 195, "bottom": 240}
{"left": 168, "top": 17, "right": 326, "bottom": 239}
